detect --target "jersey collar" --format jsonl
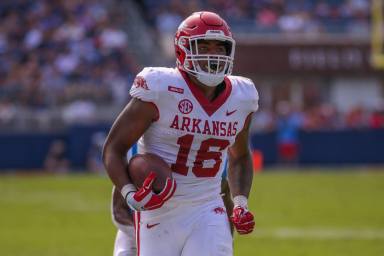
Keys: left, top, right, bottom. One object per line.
{"left": 178, "top": 68, "right": 232, "bottom": 117}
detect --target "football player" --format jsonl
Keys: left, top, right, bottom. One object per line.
{"left": 111, "top": 145, "right": 233, "bottom": 256}
{"left": 111, "top": 145, "right": 138, "bottom": 256}
{"left": 103, "top": 11, "right": 258, "bottom": 255}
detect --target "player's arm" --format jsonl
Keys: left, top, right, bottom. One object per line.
{"left": 102, "top": 98, "right": 175, "bottom": 211}
{"left": 228, "top": 114, "right": 253, "bottom": 200}
{"left": 103, "top": 98, "right": 155, "bottom": 189}
{"left": 227, "top": 114, "right": 255, "bottom": 234}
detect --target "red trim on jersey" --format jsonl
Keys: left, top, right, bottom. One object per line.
{"left": 178, "top": 69, "right": 232, "bottom": 117}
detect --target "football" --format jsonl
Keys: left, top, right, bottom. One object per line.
{"left": 127, "top": 153, "right": 172, "bottom": 193}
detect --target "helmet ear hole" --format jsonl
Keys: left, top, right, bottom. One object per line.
{"left": 224, "top": 41, "right": 232, "bottom": 56}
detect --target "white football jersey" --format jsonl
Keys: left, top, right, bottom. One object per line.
{"left": 130, "top": 67, "right": 259, "bottom": 204}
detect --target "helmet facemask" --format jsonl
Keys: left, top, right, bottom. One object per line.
{"left": 179, "top": 33, "right": 235, "bottom": 87}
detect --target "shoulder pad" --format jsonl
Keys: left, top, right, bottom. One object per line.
{"left": 129, "top": 67, "right": 172, "bottom": 102}
{"left": 229, "top": 75, "right": 259, "bottom": 112}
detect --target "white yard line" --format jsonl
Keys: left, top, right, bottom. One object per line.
{"left": 252, "top": 227, "right": 384, "bottom": 240}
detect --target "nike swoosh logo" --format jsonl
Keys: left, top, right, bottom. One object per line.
{"left": 226, "top": 109, "right": 237, "bottom": 116}
{"left": 146, "top": 223, "right": 160, "bottom": 229}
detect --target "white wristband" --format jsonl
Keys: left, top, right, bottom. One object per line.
{"left": 233, "top": 195, "right": 248, "bottom": 208}
{"left": 121, "top": 184, "right": 137, "bottom": 199}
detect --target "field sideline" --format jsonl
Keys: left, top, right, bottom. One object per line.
{"left": 0, "top": 169, "right": 383, "bottom": 256}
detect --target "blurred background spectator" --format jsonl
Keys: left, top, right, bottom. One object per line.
{"left": 276, "top": 101, "right": 303, "bottom": 164}
{"left": 87, "top": 131, "right": 107, "bottom": 174}
{"left": 370, "top": 100, "right": 384, "bottom": 129}
{"left": 43, "top": 139, "right": 70, "bottom": 173}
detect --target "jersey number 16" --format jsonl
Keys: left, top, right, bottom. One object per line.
{"left": 171, "top": 134, "right": 230, "bottom": 177}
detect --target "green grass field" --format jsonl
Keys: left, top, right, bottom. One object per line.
{"left": 1, "top": 169, "right": 384, "bottom": 256}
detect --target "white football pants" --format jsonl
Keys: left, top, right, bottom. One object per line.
{"left": 134, "top": 197, "right": 233, "bottom": 256}
{"left": 113, "top": 226, "right": 137, "bottom": 256}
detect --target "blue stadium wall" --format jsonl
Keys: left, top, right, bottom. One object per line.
{"left": 0, "top": 124, "right": 110, "bottom": 170}
{"left": 252, "top": 129, "right": 384, "bottom": 165}
{"left": 0, "top": 125, "right": 383, "bottom": 170}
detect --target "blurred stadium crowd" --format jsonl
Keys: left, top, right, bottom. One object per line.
{"left": 0, "top": 0, "right": 138, "bottom": 126}
{"left": 143, "top": 0, "right": 370, "bottom": 35}
{"left": 0, "top": 0, "right": 383, "bottom": 132}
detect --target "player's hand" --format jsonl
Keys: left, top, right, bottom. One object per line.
{"left": 231, "top": 206, "right": 255, "bottom": 234}
{"left": 231, "top": 195, "right": 255, "bottom": 235}
{"left": 124, "top": 172, "right": 176, "bottom": 211}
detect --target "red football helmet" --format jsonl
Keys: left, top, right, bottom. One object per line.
{"left": 174, "top": 11, "right": 235, "bottom": 87}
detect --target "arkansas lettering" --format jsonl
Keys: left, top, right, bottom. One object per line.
{"left": 170, "top": 115, "right": 238, "bottom": 137}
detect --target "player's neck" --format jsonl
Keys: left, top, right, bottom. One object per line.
{"left": 188, "top": 74, "right": 223, "bottom": 102}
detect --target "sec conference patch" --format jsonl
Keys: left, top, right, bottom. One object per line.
{"left": 178, "top": 99, "right": 193, "bottom": 114}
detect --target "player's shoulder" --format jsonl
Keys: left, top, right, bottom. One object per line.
{"left": 137, "top": 67, "right": 179, "bottom": 85}
{"left": 130, "top": 67, "right": 179, "bottom": 101}
{"left": 227, "top": 75, "right": 259, "bottom": 102}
